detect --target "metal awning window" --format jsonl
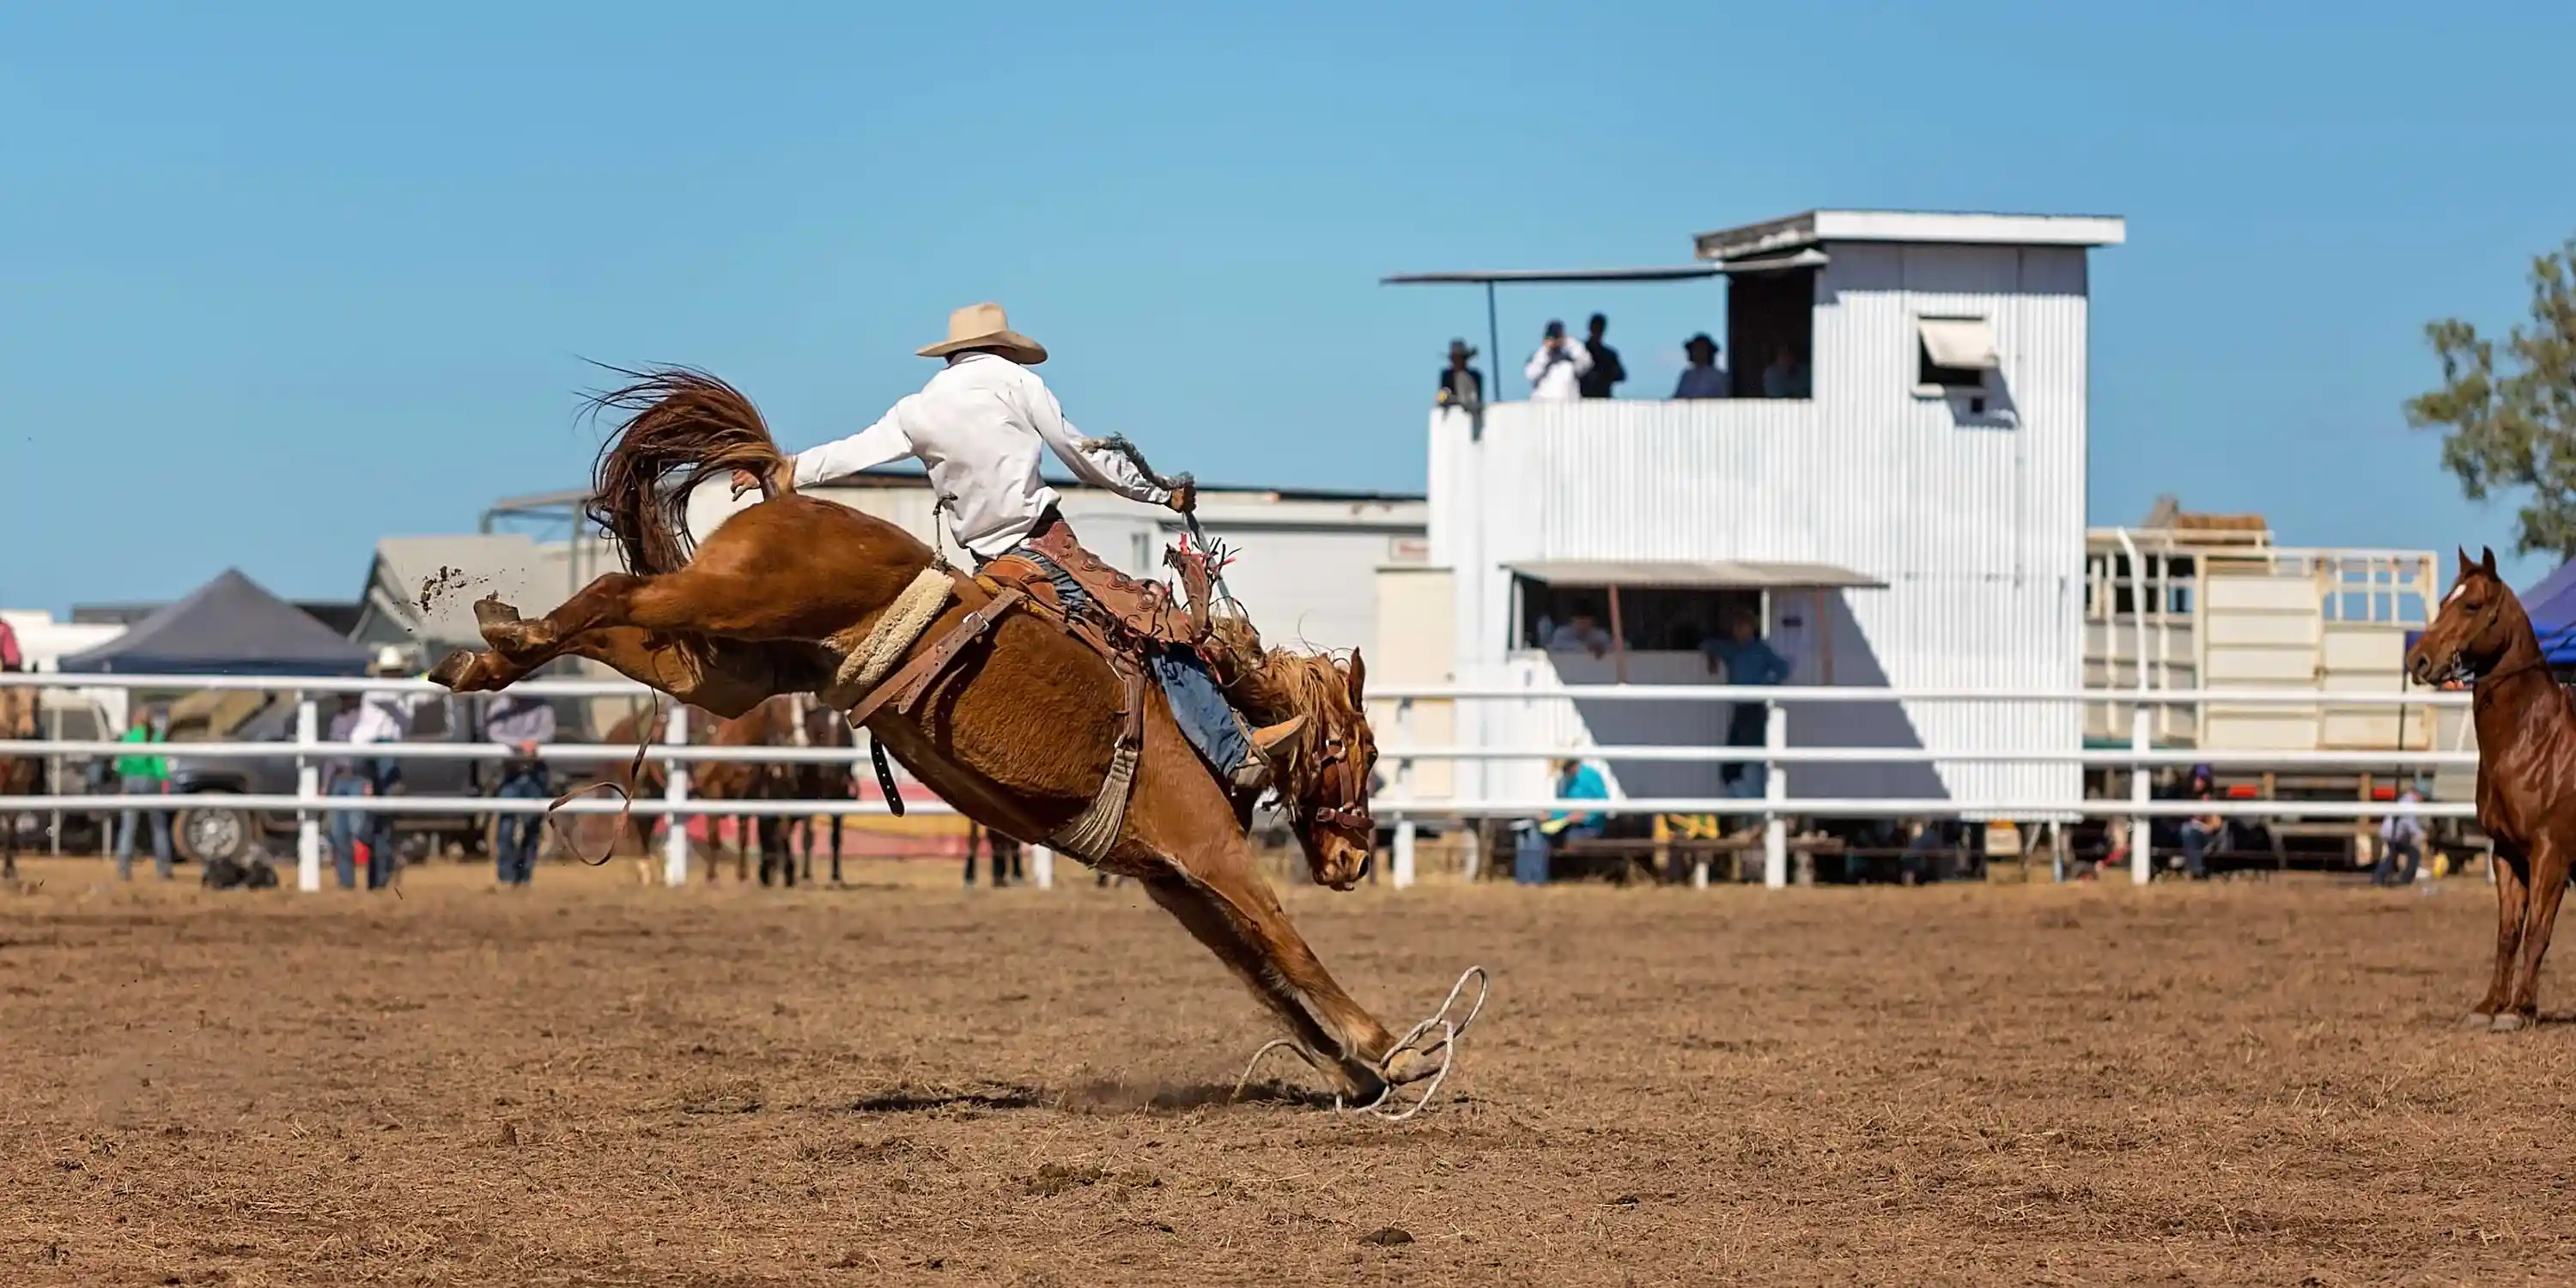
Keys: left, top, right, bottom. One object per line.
{"left": 1916, "top": 316, "right": 2000, "bottom": 371}
{"left": 1508, "top": 559, "right": 1886, "bottom": 591}
{"left": 1509, "top": 559, "right": 1878, "bottom": 683}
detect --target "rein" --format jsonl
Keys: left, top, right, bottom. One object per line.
{"left": 545, "top": 702, "right": 663, "bottom": 867}
{"left": 2472, "top": 654, "right": 2554, "bottom": 689}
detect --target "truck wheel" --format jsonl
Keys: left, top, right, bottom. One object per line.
{"left": 174, "top": 797, "right": 252, "bottom": 867}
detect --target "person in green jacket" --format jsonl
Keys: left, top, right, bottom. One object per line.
{"left": 114, "top": 708, "right": 173, "bottom": 880}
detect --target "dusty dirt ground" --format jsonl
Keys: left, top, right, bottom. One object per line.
{"left": 4, "top": 858, "right": 2574, "bottom": 1286}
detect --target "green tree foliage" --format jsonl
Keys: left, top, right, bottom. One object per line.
{"left": 2406, "top": 238, "right": 2576, "bottom": 558}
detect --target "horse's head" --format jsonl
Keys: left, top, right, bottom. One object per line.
{"left": 1275, "top": 650, "right": 1377, "bottom": 890}
{"left": 2409, "top": 546, "right": 2530, "bottom": 687}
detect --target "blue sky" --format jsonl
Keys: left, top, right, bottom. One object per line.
{"left": 5, "top": 1, "right": 2573, "bottom": 611}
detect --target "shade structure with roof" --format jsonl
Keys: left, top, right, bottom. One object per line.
{"left": 1388, "top": 206, "right": 2123, "bottom": 822}
{"left": 58, "top": 568, "right": 373, "bottom": 676}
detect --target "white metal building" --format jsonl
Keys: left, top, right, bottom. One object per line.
{"left": 1387, "top": 208, "right": 2124, "bottom": 816}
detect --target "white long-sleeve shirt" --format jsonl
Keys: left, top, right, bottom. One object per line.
{"left": 349, "top": 690, "right": 439, "bottom": 745}
{"left": 791, "top": 353, "right": 1171, "bottom": 559}
{"left": 1523, "top": 340, "right": 1593, "bottom": 400}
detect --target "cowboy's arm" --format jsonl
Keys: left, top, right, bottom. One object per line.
{"left": 790, "top": 403, "right": 914, "bottom": 489}
{"left": 1032, "top": 389, "right": 1173, "bottom": 509}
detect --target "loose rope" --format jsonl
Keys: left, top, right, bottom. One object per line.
{"left": 1077, "top": 434, "right": 1236, "bottom": 607}
{"left": 544, "top": 697, "right": 664, "bottom": 867}
{"left": 1231, "top": 965, "right": 1489, "bottom": 1122}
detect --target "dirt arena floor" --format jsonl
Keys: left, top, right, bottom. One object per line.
{"left": 5, "top": 857, "right": 2575, "bottom": 1286}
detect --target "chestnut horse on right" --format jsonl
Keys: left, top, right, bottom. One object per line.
{"left": 2406, "top": 546, "right": 2576, "bottom": 1031}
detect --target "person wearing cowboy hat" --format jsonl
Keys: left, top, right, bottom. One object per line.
{"left": 752, "top": 302, "right": 1301, "bottom": 795}
{"left": 345, "top": 645, "right": 436, "bottom": 890}
{"left": 1436, "top": 338, "right": 1483, "bottom": 411}
{"left": 1674, "top": 333, "right": 1728, "bottom": 399}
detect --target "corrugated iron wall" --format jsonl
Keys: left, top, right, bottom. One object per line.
{"left": 1427, "top": 242, "right": 2091, "bottom": 814}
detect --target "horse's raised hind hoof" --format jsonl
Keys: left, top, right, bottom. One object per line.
{"left": 473, "top": 595, "right": 546, "bottom": 659}
{"left": 429, "top": 647, "right": 497, "bottom": 692}
{"left": 2489, "top": 1012, "right": 2531, "bottom": 1034}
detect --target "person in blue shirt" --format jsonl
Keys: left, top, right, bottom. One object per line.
{"left": 1546, "top": 757, "right": 1610, "bottom": 836}
{"left": 1703, "top": 611, "right": 1793, "bottom": 797}
{"left": 1515, "top": 757, "right": 1612, "bottom": 884}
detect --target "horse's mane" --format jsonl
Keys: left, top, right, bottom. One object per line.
{"left": 1206, "top": 614, "right": 1367, "bottom": 806}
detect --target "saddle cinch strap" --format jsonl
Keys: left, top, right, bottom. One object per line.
{"left": 825, "top": 570, "right": 1145, "bottom": 862}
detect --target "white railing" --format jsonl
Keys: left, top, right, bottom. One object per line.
{"left": 1, "top": 671, "right": 2472, "bottom": 893}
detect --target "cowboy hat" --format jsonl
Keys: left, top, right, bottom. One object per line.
{"left": 917, "top": 302, "right": 1048, "bottom": 365}
{"left": 369, "top": 645, "right": 410, "bottom": 676}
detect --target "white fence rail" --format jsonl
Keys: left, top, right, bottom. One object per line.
{"left": 1, "top": 671, "right": 2475, "bottom": 893}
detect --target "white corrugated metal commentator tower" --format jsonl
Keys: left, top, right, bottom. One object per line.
{"left": 1380, "top": 208, "right": 2125, "bottom": 817}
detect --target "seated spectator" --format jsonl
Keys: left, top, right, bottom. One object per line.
{"left": 1545, "top": 611, "right": 1614, "bottom": 658}
{"left": 1674, "top": 333, "right": 1728, "bottom": 399}
{"left": 2178, "top": 764, "right": 2221, "bottom": 880}
{"left": 2375, "top": 788, "right": 2426, "bottom": 886}
{"left": 1514, "top": 756, "right": 1610, "bottom": 884}
{"left": 1760, "top": 343, "right": 1811, "bottom": 399}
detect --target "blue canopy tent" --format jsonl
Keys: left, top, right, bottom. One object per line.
{"left": 2519, "top": 558, "right": 2576, "bottom": 665}
{"left": 58, "top": 568, "right": 373, "bottom": 676}
{"left": 2409, "top": 558, "right": 2576, "bottom": 665}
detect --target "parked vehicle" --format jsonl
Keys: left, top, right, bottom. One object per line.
{"left": 156, "top": 692, "right": 574, "bottom": 867}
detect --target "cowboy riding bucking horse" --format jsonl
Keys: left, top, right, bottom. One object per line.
{"left": 430, "top": 302, "right": 1479, "bottom": 1115}
{"left": 737, "top": 302, "right": 1309, "bottom": 806}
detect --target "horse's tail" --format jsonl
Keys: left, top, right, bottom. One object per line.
{"left": 584, "top": 367, "right": 793, "bottom": 576}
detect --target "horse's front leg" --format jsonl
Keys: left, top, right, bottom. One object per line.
{"left": 2500, "top": 836, "right": 2573, "bottom": 1030}
{"left": 2470, "top": 848, "right": 2532, "bottom": 1026}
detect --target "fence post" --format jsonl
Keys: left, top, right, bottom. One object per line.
{"left": 295, "top": 693, "right": 321, "bottom": 892}
{"left": 1031, "top": 844, "right": 1054, "bottom": 890}
{"left": 2129, "top": 705, "right": 2152, "bottom": 886}
{"left": 1393, "top": 818, "right": 1416, "bottom": 888}
{"left": 1763, "top": 701, "right": 1788, "bottom": 890}
{"left": 662, "top": 706, "right": 690, "bottom": 887}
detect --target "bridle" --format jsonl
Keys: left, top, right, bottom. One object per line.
{"left": 2433, "top": 581, "right": 2550, "bottom": 690}
{"left": 1294, "top": 726, "right": 1376, "bottom": 850}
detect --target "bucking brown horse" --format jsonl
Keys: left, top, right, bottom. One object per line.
{"left": 430, "top": 370, "right": 1450, "bottom": 1104}
{"left": 2406, "top": 546, "right": 2576, "bottom": 1031}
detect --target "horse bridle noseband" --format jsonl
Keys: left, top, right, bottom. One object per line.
{"left": 1299, "top": 731, "right": 1375, "bottom": 836}
{"left": 2442, "top": 585, "right": 2549, "bottom": 690}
